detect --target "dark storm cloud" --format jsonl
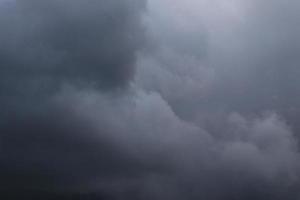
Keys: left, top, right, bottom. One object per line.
{"left": 0, "top": 0, "right": 145, "bottom": 91}
{"left": 135, "top": 0, "right": 300, "bottom": 199}
{"left": 56, "top": 90, "right": 299, "bottom": 200}
{"left": 1, "top": 0, "right": 300, "bottom": 199}
{"left": 0, "top": 0, "right": 148, "bottom": 198}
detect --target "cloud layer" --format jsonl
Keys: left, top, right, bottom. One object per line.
{"left": 0, "top": 0, "right": 300, "bottom": 199}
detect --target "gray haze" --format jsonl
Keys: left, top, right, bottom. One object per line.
{"left": 0, "top": 0, "right": 300, "bottom": 199}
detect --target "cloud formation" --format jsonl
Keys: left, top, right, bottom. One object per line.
{"left": 0, "top": 0, "right": 300, "bottom": 199}
{"left": 0, "top": 0, "right": 147, "bottom": 196}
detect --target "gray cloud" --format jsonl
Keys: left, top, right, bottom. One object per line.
{"left": 0, "top": 0, "right": 148, "bottom": 197}
{"left": 1, "top": 0, "right": 300, "bottom": 199}
{"left": 0, "top": 0, "right": 145, "bottom": 93}
{"left": 134, "top": 0, "right": 300, "bottom": 199}
{"left": 140, "top": 0, "right": 300, "bottom": 114}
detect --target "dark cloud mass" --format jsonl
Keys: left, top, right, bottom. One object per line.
{"left": 0, "top": 0, "right": 145, "bottom": 91}
{"left": 0, "top": 0, "right": 148, "bottom": 198}
{"left": 1, "top": 0, "right": 300, "bottom": 199}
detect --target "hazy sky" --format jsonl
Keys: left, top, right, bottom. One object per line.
{"left": 0, "top": 0, "right": 300, "bottom": 199}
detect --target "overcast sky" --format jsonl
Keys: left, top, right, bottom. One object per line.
{"left": 0, "top": 0, "right": 300, "bottom": 199}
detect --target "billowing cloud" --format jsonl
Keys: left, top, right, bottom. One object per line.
{"left": 139, "top": 0, "right": 300, "bottom": 122}
{"left": 0, "top": 0, "right": 147, "bottom": 197}
{"left": 0, "top": 0, "right": 300, "bottom": 199}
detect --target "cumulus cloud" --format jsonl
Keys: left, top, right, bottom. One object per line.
{"left": 1, "top": 0, "right": 300, "bottom": 199}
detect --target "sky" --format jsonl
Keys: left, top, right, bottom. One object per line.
{"left": 0, "top": 0, "right": 300, "bottom": 199}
